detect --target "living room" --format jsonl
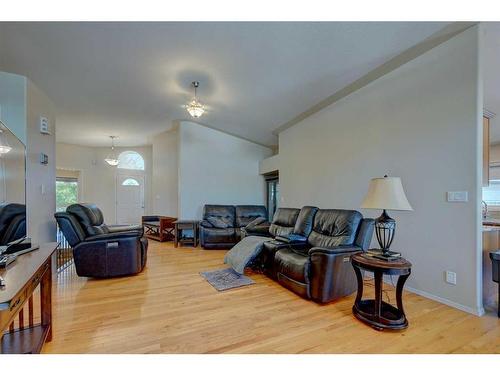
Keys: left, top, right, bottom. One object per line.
{"left": 0, "top": 1, "right": 499, "bottom": 373}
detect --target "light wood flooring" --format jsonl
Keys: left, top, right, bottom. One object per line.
{"left": 42, "top": 241, "right": 500, "bottom": 354}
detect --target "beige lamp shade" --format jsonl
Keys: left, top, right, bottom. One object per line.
{"left": 361, "top": 176, "right": 413, "bottom": 211}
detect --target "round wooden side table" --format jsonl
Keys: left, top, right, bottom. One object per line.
{"left": 351, "top": 253, "right": 412, "bottom": 331}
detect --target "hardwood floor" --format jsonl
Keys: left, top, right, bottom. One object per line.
{"left": 42, "top": 241, "right": 500, "bottom": 354}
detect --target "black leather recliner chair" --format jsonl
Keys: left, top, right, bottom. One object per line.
{"left": 55, "top": 203, "right": 148, "bottom": 278}
{"left": 0, "top": 203, "right": 26, "bottom": 245}
{"left": 273, "top": 209, "right": 374, "bottom": 303}
{"left": 199, "top": 204, "right": 267, "bottom": 249}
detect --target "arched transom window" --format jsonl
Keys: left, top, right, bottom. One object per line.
{"left": 117, "top": 151, "right": 145, "bottom": 170}
{"left": 121, "top": 178, "right": 140, "bottom": 186}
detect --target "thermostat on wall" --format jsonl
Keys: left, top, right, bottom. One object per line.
{"left": 39, "top": 116, "right": 50, "bottom": 134}
{"left": 39, "top": 153, "right": 48, "bottom": 165}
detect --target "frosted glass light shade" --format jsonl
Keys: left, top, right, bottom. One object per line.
{"left": 105, "top": 149, "right": 119, "bottom": 166}
{"left": 361, "top": 176, "right": 413, "bottom": 211}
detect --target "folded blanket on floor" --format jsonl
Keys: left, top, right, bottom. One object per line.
{"left": 224, "top": 235, "right": 269, "bottom": 274}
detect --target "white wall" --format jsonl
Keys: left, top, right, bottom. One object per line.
{"left": 259, "top": 154, "right": 280, "bottom": 175}
{"left": 278, "top": 27, "right": 482, "bottom": 314}
{"left": 0, "top": 72, "right": 57, "bottom": 244}
{"left": 26, "top": 80, "right": 57, "bottom": 243}
{"left": 56, "top": 143, "right": 153, "bottom": 224}
{"left": 178, "top": 121, "right": 273, "bottom": 219}
{"left": 152, "top": 128, "right": 178, "bottom": 217}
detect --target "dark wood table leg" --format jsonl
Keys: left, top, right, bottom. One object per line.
{"left": 353, "top": 264, "right": 364, "bottom": 306}
{"left": 174, "top": 224, "right": 178, "bottom": 248}
{"left": 396, "top": 273, "right": 410, "bottom": 316}
{"left": 40, "top": 261, "right": 52, "bottom": 342}
{"left": 498, "top": 283, "right": 500, "bottom": 318}
{"left": 374, "top": 270, "right": 383, "bottom": 322}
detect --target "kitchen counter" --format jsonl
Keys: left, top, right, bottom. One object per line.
{"left": 483, "top": 225, "right": 500, "bottom": 232}
{"left": 483, "top": 217, "right": 500, "bottom": 231}
{"left": 483, "top": 229, "right": 500, "bottom": 311}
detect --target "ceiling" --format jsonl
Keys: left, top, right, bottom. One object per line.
{"left": 483, "top": 23, "right": 500, "bottom": 144}
{"left": 0, "top": 22, "right": 449, "bottom": 147}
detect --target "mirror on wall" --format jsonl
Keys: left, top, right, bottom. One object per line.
{"left": 0, "top": 121, "right": 26, "bottom": 245}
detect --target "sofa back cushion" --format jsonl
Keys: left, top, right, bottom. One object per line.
{"left": 293, "top": 206, "right": 318, "bottom": 238}
{"left": 308, "top": 209, "right": 362, "bottom": 248}
{"left": 203, "top": 205, "right": 236, "bottom": 228}
{"left": 54, "top": 212, "right": 86, "bottom": 247}
{"left": 269, "top": 207, "right": 300, "bottom": 237}
{"left": 67, "top": 203, "right": 109, "bottom": 237}
{"left": 235, "top": 205, "right": 267, "bottom": 227}
{"left": 0, "top": 203, "right": 26, "bottom": 244}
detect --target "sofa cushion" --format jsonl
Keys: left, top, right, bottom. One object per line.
{"left": 67, "top": 203, "right": 109, "bottom": 236}
{"left": 207, "top": 216, "right": 232, "bottom": 228}
{"left": 235, "top": 205, "right": 268, "bottom": 227}
{"left": 247, "top": 216, "right": 267, "bottom": 227}
{"left": 274, "top": 248, "right": 310, "bottom": 284}
{"left": 269, "top": 208, "right": 300, "bottom": 237}
{"left": 203, "top": 205, "right": 235, "bottom": 227}
{"left": 201, "top": 227, "right": 236, "bottom": 243}
{"left": 293, "top": 206, "right": 318, "bottom": 237}
{"left": 308, "top": 209, "right": 362, "bottom": 249}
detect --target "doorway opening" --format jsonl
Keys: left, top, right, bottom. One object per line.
{"left": 265, "top": 172, "right": 279, "bottom": 221}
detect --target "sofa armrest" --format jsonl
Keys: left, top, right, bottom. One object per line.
{"left": 108, "top": 224, "right": 143, "bottom": 233}
{"left": 308, "top": 246, "right": 362, "bottom": 303}
{"left": 308, "top": 245, "right": 362, "bottom": 256}
{"left": 86, "top": 230, "right": 143, "bottom": 242}
{"left": 199, "top": 220, "right": 214, "bottom": 228}
{"left": 244, "top": 223, "right": 270, "bottom": 236}
{"left": 275, "top": 233, "right": 308, "bottom": 244}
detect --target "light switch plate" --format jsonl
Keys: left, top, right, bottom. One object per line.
{"left": 447, "top": 191, "right": 468, "bottom": 202}
{"left": 39, "top": 116, "right": 50, "bottom": 134}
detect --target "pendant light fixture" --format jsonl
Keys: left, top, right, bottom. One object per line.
{"left": 0, "top": 129, "right": 12, "bottom": 154}
{"left": 186, "top": 81, "right": 205, "bottom": 118}
{"left": 104, "top": 136, "right": 119, "bottom": 166}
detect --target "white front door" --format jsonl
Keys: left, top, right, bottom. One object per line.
{"left": 116, "top": 173, "right": 145, "bottom": 225}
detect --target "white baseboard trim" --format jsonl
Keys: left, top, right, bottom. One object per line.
{"left": 378, "top": 274, "right": 484, "bottom": 316}
{"left": 404, "top": 285, "right": 485, "bottom": 317}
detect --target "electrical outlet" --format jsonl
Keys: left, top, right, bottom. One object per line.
{"left": 445, "top": 271, "right": 457, "bottom": 285}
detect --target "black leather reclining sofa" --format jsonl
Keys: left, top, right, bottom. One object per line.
{"left": 199, "top": 204, "right": 268, "bottom": 249}
{"left": 55, "top": 203, "right": 148, "bottom": 278}
{"left": 247, "top": 206, "right": 374, "bottom": 303}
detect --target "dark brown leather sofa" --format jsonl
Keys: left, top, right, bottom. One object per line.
{"left": 199, "top": 204, "right": 268, "bottom": 249}
{"left": 248, "top": 206, "right": 374, "bottom": 303}
{"left": 55, "top": 203, "right": 148, "bottom": 278}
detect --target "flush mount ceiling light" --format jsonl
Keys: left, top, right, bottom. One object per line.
{"left": 104, "top": 136, "right": 119, "bottom": 166}
{"left": 0, "top": 129, "right": 12, "bottom": 154}
{"left": 186, "top": 81, "right": 205, "bottom": 118}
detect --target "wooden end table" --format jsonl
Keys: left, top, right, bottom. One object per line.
{"left": 351, "top": 252, "right": 412, "bottom": 331}
{"left": 174, "top": 220, "right": 199, "bottom": 248}
{"left": 142, "top": 216, "right": 176, "bottom": 242}
{"left": 1, "top": 243, "right": 57, "bottom": 353}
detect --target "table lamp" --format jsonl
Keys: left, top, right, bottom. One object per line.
{"left": 361, "top": 175, "right": 413, "bottom": 256}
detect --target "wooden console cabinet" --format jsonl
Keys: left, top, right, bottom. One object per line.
{"left": 0, "top": 243, "right": 57, "bottom": 354}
